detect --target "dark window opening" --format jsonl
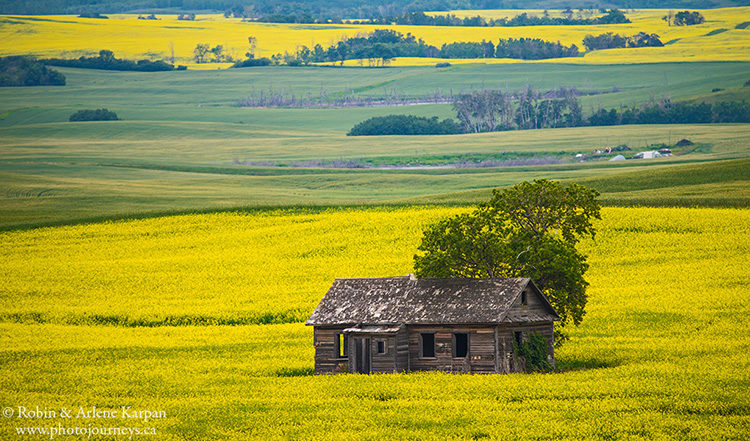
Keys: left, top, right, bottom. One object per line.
{"left": 337, "top": 333, "right": 347, "bottom": 358}
{"left": 514, "top": 331, "right": 523, "bottom": 347}
{"left": 376, "top": 340, "right": 385, "bottom": 354}
{"left": 521, "top": 291, "right": 528, "bottom": 305}
{"left": 454, "top": 333, "right": 468, "bottom": 358}
{"left": 421, "top": 333, "right": 435, "bottom": 358}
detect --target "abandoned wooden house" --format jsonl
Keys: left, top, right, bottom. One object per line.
{"left": 306, "top": 276, "right": 559, "bottom": 374}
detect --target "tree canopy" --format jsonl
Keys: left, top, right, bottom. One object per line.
{"left": 347, "top": 115, "right": 461, "bottom": 136}
{"left": 43, "top": 50, "right": 182, "bottom": 72}
{"left": 414, "top": 180, "right": 601, "bottom": 344}
{"left": 0, "top": 56, "right": 65, "bottom": 87}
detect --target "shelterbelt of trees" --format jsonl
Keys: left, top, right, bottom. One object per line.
{"left": 262, "top": 9, "right": 630, "bottom": 26}
{"left": 348, "top": 90, "right": 750, "bottom": 136}
{"left": 0, "top": 56, "right": 65, "bottom": 86}
{"left": 248, "top": 30, "right": 580, "bottom": 67}
{"left": 583, "top": 32, "right": 664, "bottom": 51}
{"left": 43, "top": 50, "right": 185, "bottom": 71}
{"left": 0, "top": 0, "right": 723, "bottom": 18}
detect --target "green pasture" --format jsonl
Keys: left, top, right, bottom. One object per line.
{"left": 1, "top": 120, "right": 748, "bottom": 230}
{"left": 1, "top": 63, "right": 749, "bottom": 230}
{"left": 0, "top": 62, "right": 748, "bottom": 128}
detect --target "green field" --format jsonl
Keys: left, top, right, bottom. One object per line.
{"left": 2, "top": 63, "right": 749, "bottom": 126}
{"left": 1, "top": 63, "right": 749, "bottom": 230}
{"left": 1, "top": 206, "right": 748, "bottom": 440}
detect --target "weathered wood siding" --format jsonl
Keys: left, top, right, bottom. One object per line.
{"left": 496, "top": 322, "right": 555, "bottom": 373}
{"left": 407, "top": 325, "right": 497, "bottom": 373}
{"left": 313, "top": 326, "right": 350, "bottom": 374}
{"left": 370, "top": 336, "right": 398, "bottom": 373}
{"left": 314, "top": 322, "right": 555, "bottom": 374}
{"left": 395, "top": 327, "right": 409, "bottom": 372}
{"left": 505, "top": 286, "right": 554, "bottom": 321}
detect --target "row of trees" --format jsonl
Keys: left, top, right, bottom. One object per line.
{"left": 43, "top": 50, "right": 183, "bottom": 71}
{"left": 193, "top": 44, "right": 234, "bottom": 63}
{"left": 0, "top": 0, "right": 718, "bottom": 17}
{"left": 582, "top": 32, "right": 663, "bottom": 51}
{"left": 263, "top": 9, "right": 629, "bottom": 26}
{"left": 347, "top": 90, "right": 750, "bottom": 136}
{"left": 494, "top": 38, "right": 579, "bottom": 60}
{"left": 0, "top": 56, "right": 65, "bottom": 87}
{"left": 588, "top": 101, "right": 750, "bottom": 125}
{"left": 367, "top": 9, "right": 630, "bottom": 27}
{"left": 78, "top": 12, "right": 108, "bottom": 18}
{"left": 254, "top": 30, "right": 580, "bottom": 67}
{"left": 457, "top": 91, "right": 750, "bottom": 133}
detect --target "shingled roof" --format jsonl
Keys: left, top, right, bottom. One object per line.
{"left": 306, "top": 276, "right": 559, "bottom": 326}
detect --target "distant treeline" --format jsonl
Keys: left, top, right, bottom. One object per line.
{"left": 348, "top": 115, "right": 461, "bottom": 136}
{"left": 583, "top": 32, "right": 663, "bottom": 51}
{"left": 2, "top": 0, "right": 726, "bottom": 19}
{"left": 78, "top": 12, "right": 108, "bottom": 18}
{"left": 358, "top": 9, "right": 630, "bottom": 26}
{"left": 0, "top": 56, "right": 65, "bottom": 87}
{"left": 455, "top": 90, "right": 750, "bottom": 133}
{"left": 43, "top": 50, "right": 185, "bottom": 72}
{"left": 348, "top": 88, "right": 750, "bottom": 136}
{"left": 262, "top": 9, "right": 630, "bottom": 26}
{"left": 255, "top": 30, "right": 579, "bottom": 67}
{"left": 588, "top": 101, "right": 750, "bottom": 125}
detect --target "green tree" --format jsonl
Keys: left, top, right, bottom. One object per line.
{"left": 210, "top": 45, "right": 225, "bottom": 62}
{"left": 673, "top": 10, "right": 705, "bottom": 26}
{"left": 98, "top": 49, "right": 115, "bottom": 63}
{"left": 414, "top": 179, "right": 600, "bottom": 345}
{"left": 335, "top": 41, "right": 349, "bottom": 66}
{"left": 193, "top": 43, "right": 210, "bottom": 63}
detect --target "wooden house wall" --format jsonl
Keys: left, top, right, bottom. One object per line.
{"left": 395, "top": 328, "right": 409, "bottom": 372}
{"left": 505, "top": 286, "right": 554, "bottom": 319}
{"left": 406, "top": 325, "right": 497, "bottom": 373}
{"left": 369, "top": 335, "right": 397, "bottom": 373}
{"left": 496, "top": 322, "right": 555, "bottom": 373}
{"left": 314, "top": 322, "right": 555, "bottom": 374}
{"left": 313, "top": 326, "right": 349, "bottom": 374}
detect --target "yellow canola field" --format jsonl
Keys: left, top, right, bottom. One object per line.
{"left": 0, "top": 206, "right": 749, "bottom": 439}
{"left": 1, "top": 7, "right": 749, "bottom": 66}
{"left": 0, "top": 206, "right": 748, "bottom": 328}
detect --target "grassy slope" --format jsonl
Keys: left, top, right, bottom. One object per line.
{"left": 411, "top": 158, "right": 750, "bottom": 206}
{"left": 1, "top": 124, "right": 747, "bottom": 230}
{"left": 1, "top": 65, "right": 748, "bottom": 230}
{"left": 0, "top": 206, "right": 748, "bottom": 440}
{"left": 1, "top": 63, "right": 748, "bottom": 120}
